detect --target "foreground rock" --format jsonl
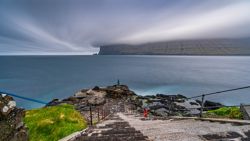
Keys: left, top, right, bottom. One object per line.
{"left": 0, "top": 94, "right": 28, "bottom": 141}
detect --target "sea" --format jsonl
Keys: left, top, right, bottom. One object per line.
{"left": 0, "top": 55, "right": 250, "bottom": 109}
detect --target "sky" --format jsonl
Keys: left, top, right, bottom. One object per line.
{"left": 0, "top": 0, "right": 250, "bottom": 55}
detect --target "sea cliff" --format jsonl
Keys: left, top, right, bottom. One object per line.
{"left": 99, "top": 38, "right": 250, "bottom": 55}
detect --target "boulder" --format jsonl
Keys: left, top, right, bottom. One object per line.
{"left": 92, "top": 86, "right": 100, "bottom": 91}
{"left": 133, "top": 94, "right": 203, "bottom": 116}
{"left": 88, "top": 96, "right": 106, "bottom": 105}
{"left": 196, "top": 100, "right": 224, "bottom": 110}
{"left": 74, "top": 91, "right": 87, "bottom": 98}
{"left": 0, "top": 94, "right": 16, "bottom": 117}
{"left": 46, "top": 99, "right": 60, "bottom": 106}
{"left": 154, "top": 108, "right": 169, "bottom": 116}
{"left": 105, "top": 85, "right": 136, "bottom": 98}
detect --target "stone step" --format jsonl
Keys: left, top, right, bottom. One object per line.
{"left": 85, "top": 133, "right": 146, "bottom": 138}
{"left": 76, "top": 136, "right": 148, "bottom": 141}
{"left": 101, "top": 124, "right": 132, "bottom": 128}
{"left": 101, "top": 130, "right": 140, "bottom": 135}
{"left": 73, "top": 113, "right": 150, "bottom": 141}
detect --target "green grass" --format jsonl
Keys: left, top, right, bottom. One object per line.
{"left": 24, "top": 104, "right": 87, "bottom": 141}
{"left": 204, "top": 107, "right": 243, "bottom": 119}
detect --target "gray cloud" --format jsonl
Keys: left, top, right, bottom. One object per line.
{"left": 0, "top": 0, "right": 250, "bottom": 55}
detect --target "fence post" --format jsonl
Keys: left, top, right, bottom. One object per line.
{"left": 104, "top": 110, "right": 106, "bottom": 118}
{"left": 200, "top": 94, "right": 205, "bottom": 117}
{"left": 89, "top": 104, "right": 93, "bottom": 126}
{"left": 102, "top": 107, "right": 104, "bottom": 119}
{"left": 97, "top": 108, "right": 100, "bottom": 122}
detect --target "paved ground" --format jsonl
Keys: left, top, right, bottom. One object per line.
{"left": 119, "top": 113, "right": 250, "bottom": 141}
{"left": 62, "top": 101, "right": 250, "bottom": 141}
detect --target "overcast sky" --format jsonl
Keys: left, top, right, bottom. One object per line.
{"left": 0, "top": 0, "right": 250, "bottom": 55}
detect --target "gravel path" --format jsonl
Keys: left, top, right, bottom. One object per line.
{"left": 118, "top": 113, "right": 250, "bottom": 141}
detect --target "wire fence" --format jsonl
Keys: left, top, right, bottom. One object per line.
{"left": 0, "top": 90, "right": 48, "bottom": 104}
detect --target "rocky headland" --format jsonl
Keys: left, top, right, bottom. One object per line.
{"left": 47, "top": 85, "right": 223, "bottom": 122}
{"left": 0, "top": 84, "right": 243, "bottom": 141}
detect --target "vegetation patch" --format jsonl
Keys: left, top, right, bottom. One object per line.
{"left": 204, "top": 107, "right": 243, "bottom": 119}
{"left": 24, "top": 104, "right": 87, "bottom": 141}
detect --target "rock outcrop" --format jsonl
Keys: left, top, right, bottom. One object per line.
{"left": 47, "top": 85, "right": 224, "bottom": 120}
{"left": 47, "top": 85, "right": 137, "bottom": 123}
{"left": 131, "top": 94, "right": 202, "bottom": 116}
{"left": 47, "top": 85, "right": 135, "bottom": 106}
{"left": 0, "top": 94, "right": 28, "bottom": 141}
{"left": 196, "top": 100, "right": 224, "bottom": 110}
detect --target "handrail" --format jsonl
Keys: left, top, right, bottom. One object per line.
{"left": 0, "top": 90, "right": 48, "bottom": 105}
{"left": 185, "top": 85, "right": 250, "bottom": 117}
{"left": 188, "top": 86, "right": 250, "bottom": 99}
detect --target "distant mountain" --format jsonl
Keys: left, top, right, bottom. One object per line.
{"left": 98, "top": 38, "right": 250, "bottom": 55}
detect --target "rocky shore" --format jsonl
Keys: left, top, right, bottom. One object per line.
{"left": 47, "top": 84, "right": 223, "bottom": 121}
{"left": 47, "top": 85, "right": 137, "bottom": 123}
{"left": 0, "top": 84, "right": 225, "bottom": 140}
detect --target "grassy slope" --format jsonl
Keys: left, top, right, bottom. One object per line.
{"left": 204, "top": 107, "right": 243, "bottom": 119}
{"left": 24, "top": 104, "right": 87, "bottom": 141}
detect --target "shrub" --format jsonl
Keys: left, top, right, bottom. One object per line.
{"left": 205, "top": 107, "right": 243, "bottom": 119}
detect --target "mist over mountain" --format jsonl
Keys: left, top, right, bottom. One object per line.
{"left": 99, "top": 38, "right": 250, "bottom": 55}
{"left": 0, "top": 0, "right": 250, "bottom": 55}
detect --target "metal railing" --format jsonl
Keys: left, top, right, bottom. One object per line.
{"left": 0, "top": 90, "right": 114, "bottom": 126}
{"left": 0, "top": 90, "right": 48, "bottom": 104}
{"left": 187, "top": 86, "right": 250, "bottom": 117}
{"left": 88, "top": 104, "right": 111, "bottom": 126}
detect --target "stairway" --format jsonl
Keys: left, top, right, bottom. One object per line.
{"left": 74, "top": 114, "right": 150, "bottom": 141}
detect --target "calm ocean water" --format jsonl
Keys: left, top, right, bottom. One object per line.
{"left": 0, "top": 55, "right": 250, "bottom": 109}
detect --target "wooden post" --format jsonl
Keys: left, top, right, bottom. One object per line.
{"left": 102, "top": 107, "right": 105, "bottom": 119}
{"left": 102, "top": 108, "right": 104, "bottom": 119}
{"left": 89, "top": 104, "right": 93, "bottom": 126}
{"left": 200, "top": 94, "right": 205, "bottom": 118}
{"left": 97, "top": 108, "right": 100, "bottom": 122}
{"left": 104, "top": 110, "right": 106, "bottom": 118}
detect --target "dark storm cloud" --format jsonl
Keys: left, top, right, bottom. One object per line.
{"left": 0, "top": 0, "right": 250, "bottom": 55}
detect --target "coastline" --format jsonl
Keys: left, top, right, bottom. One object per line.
{"left": 1, "top": 84, "right": 248, "bottom": 141}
